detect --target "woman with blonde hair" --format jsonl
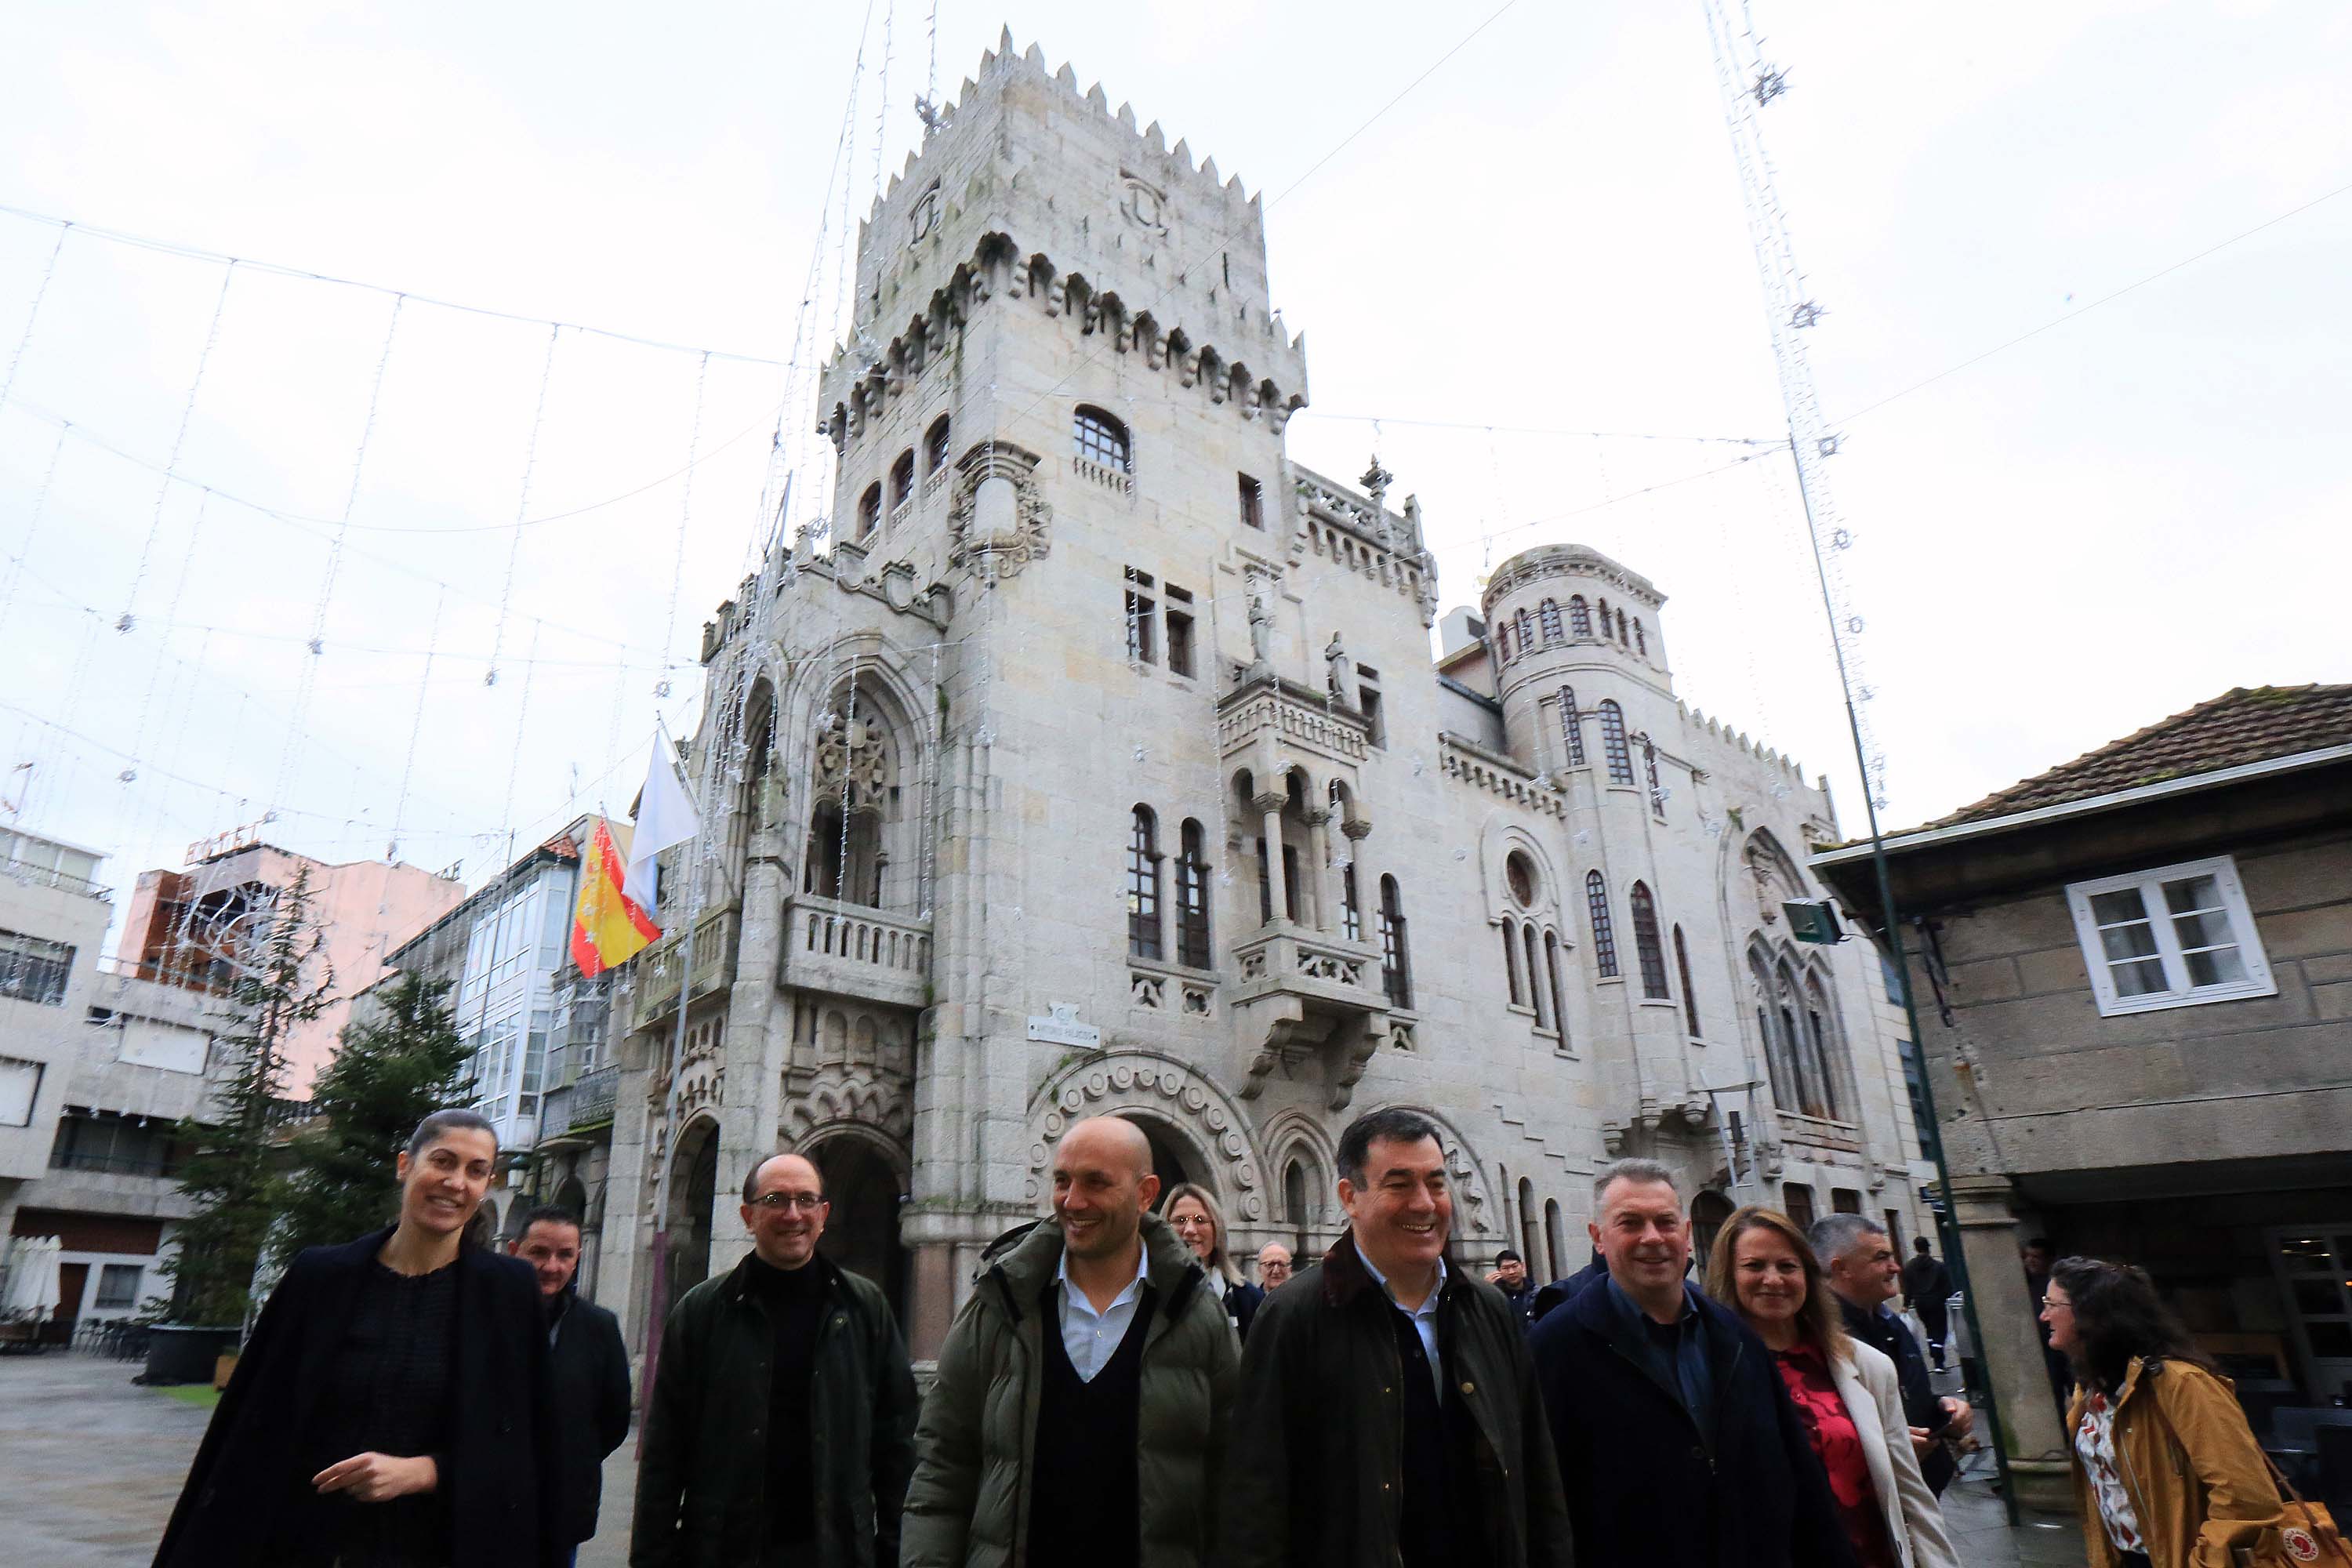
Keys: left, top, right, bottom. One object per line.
{"left": 1707, "top": 1205, "right": 1960, "bottom": 1568}
{"left": 1162, "top": 1181, "right": 1262, "bottom": 1341}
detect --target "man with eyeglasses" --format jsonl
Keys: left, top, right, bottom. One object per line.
{"left": 633, "top": 1151, "right": 916, "bottom": 1568}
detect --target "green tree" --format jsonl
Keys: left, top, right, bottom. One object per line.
{"left": 274, "top": 974, "right": 472, "bottom": 1261}
{"left": 162, "top": 869, "right": 332, "bottom": 1327}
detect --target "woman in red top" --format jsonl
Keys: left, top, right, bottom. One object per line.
{"left": 1706, "top": 1207, "right": 1960, "bottom": 1568}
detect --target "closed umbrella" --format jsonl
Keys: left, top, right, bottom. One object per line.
{"left": 2, "top": 1235, "right": 63, "bottom": 1318}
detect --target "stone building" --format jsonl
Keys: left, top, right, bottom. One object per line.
{"left": 1813, "top": 684, "right": 2352, "bottom": 1508}
{"left": 593, "top": 32, "right": 1933, "bottom": 1361}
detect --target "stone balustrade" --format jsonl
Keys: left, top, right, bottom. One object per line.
{"left": 783, "top": 894, "right": 933, "bottom": 1009}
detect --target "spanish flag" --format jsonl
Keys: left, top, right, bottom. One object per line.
{"left": 571, "top": 817, "right": 659, "bottom": 978}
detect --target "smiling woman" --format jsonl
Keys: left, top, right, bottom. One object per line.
{"left": 155, "top": 1108, "right": 562, "bottom": 1568}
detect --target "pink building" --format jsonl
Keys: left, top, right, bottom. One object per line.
{"left": 112, "top": 828, "right": 467, "bottom": 1098}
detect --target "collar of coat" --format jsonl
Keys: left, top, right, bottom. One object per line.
{"left": 716, "top": 1247, "right": 847, "bottom": 1308}
{"left": 1317, "top": 1230, "right": 1471, "bottom": 1313}
{"left": 978, "top": 1212, "right": 1204, "bottom": 1323}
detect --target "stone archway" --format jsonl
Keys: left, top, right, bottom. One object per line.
{"left": 1027, "top": 1053, "right": 1265, "bottom": 1222}
{"left": 664, "top": 1116, "right": 721, "bottom": 1318}
{"left": 807, "top": 1131, "right": 909, "bottom": 1322}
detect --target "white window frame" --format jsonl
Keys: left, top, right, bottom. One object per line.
{"left": 2065, "top": 854, "right": 2276, "bottom": 1017}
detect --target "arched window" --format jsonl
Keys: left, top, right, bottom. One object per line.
{"left": 888, "top": 449, "right": 916, "bottom": 513}
{"left": 1177, "top": 818, "right": 1211, "bottom": 968}
{"left": 1803, "top": 971, "right": 1848, "bottom": 1120}
{"left": 1501, "top": 919, "right": 1525, "bottom": 1006}
{"left": 1544, "top": 930, "right": 1570, "bottom": 1047}
{"left": 1633, "top": 617, "right": 1647, "bottom": 657}
{"left": 1558, "top": 688, "right": 1585, "bottom": 766}
{"left": 1073, "top": 405, "right": 1131, "bottom": 473}
{"left": 1515, "top": 608, "right": 1535, "bottom": 656}
{"left": 1285, "top": 1157, "right": 1311, "bottom": 1248}
{"left": 1496, "top": 622, "right": 1514, "bottom": 662}
{"left": 857, "top": 482, "right": 882, "bottom": 539}
{"left": 1524, "top": 922, "right": 1548, "bottom": 1026}
{"left": 1597, "top": 597, "right": 1611, "bottom": 632}
{"left": 1599, "top": 700, "right": 1635, "bottom": 783}
{"left": 1544, "top": 1199, "right": 1569, "bottom": 1281}
{"left": 1617, "top": 608, "right": 1630, "bottom": 644}
{"left": 1379, "top": 876, "right": 1412, "bottom": 1007}
{"left": 1568, "top": 595, "right": 1592, "bottom": 637}
{"left": 1537, "top": 598, "right": 1564, "bottom": 646}
{"left": 1518, "top": 1177, "right": 1541, "bottom": 1276}
{"left": 1341, "top": 862, "right": 1362, "bottom": 942}
{"left": 1674, "top": 926, "right": 1701, "bottom": 1037}
{"left": 1127, "top": 805, "right": 1162, "bottom": 960}
{"left": 1585, "top": 872, "right": 1619, "bottom": 978}
{"left": 924, "top": 413, "right": 952, "bottom": 474}
{"left": 1630, "top": 882, "right": 1669, "bottom": 1000}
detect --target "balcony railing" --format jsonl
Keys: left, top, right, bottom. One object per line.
{"left": 782, "top": 894, "right": 931, "bottom": 1008}
{"left": 2, "top": 858, "right": 111, "bottom": 900}
{"left": 539, "top": 1064, "right": 619, "bottom": 1141}
{"left": 630, "top": 903, "right": 739, "bottom": 1032}
{"left": 1777, "top": 1110, "right": 1862, "bottom": 1153}
{"left": 1217, "top": 676, "right": 1372, "bottom": 766}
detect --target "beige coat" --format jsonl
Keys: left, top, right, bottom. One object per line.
{"left": 1829, "top": 1339, "right": 1963, "bottom": 1568}
{"left": 2064, "top": 1357, "right": 2286, "bottom": 1568}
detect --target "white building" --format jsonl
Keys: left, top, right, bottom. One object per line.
{"left": 590, "top": 34, "right": 1933, "bottom": 1362}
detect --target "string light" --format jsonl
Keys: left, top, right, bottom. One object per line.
{"left": 0, "top": 221, "right": 68, "bottom": 415}
{"left": 121, "top": 260, "right": 236, "bottom": 636}
{"left": 487, "top": 323, "right": 562, "bottom": 686}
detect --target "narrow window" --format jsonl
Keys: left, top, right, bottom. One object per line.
{"left": 1538, "top": 598, "right": 1564, "bottom": 646}
{"left": 1177, "top": 819, "right": 1211, "bottom": 968}
{"left": 857, "top": 482, "right": 882, "bottom": 539}
{"left": 1585, "top": 872, "right": 1619, "bottom": 978}
{"left": 1515, "top": 608, "right": 1535, "bottom": 656}
{"left": 1123, "top": 568, "right": 1157, "bottom": 666}
{"left": 1256, "top": 837, "right": 1272, "bottom": 924}
{"left": 888, "top": 449, "right": 916, "bottom": 513}
{"left": 1633, "top": 617, "right": 1647, "bottom": 657}
{"left": 1238, "top": 473, "right": 1263, "bottom": 528}
{"left": 924, "top": 414, "right": 952, "bottom": 474}
{"left": 1599, "top": 700, "right": 1635, "bottom": 784}
{"left": 1357, "top": 664, "right": 1385, "bottom": 748}
{"left": 1379, "top": 877, "right": 1412, "bottom": 1008}
{"left": 1674, "top": 926, "right": 1701, "bottom": 1037}
{"left": 1127, "top": 806, "right": 1163, "bottom": 960}
{"left": 1166, "top": 608, "right": 1194, "bottom": 677}
{"left": 1597, "top": 597, "right": 1611, "bottom": 632}
{"left": 1496, "top": 622, "right": 1514, "bottom": 662}
{"left": 1524, "top": 922, "right": 1548, "bottom": 1025}
{"left": 1568, "top": 595, "right": 1592, "bottom": 637}
{"left": 1631, "top": 882, "right": 1669, "bottom": 1000}
{"left": 1502, "top": 919, "right": 1525, "bottom": 1007}
{"left": 1617, "top": 608, "right": 1630, "bottom": 644}
{"left": 1341, "top": 862, "right": 1363, "bottom": 943}
{"left": 1544, "top": 931, "right": 1570, "bottom": 1047}
{"left": 1558, "top": 688, "right": 1585, "bottom": 766}
{"left": 1074, "top": 405, "right": 1132, "bottom": 472}
{"left": 1282, "top": 844, "right": 1301, "bottom": 924}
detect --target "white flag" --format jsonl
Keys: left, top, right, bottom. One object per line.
{"left": 625, "top": 728, "right": 700, "bottom": 927}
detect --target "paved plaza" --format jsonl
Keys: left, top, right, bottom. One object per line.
{"left": 2, "top": 1345, "right": 2081, "bottom": 1567}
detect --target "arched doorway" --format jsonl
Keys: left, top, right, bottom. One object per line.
{"left": 1122, "top": 1113, "right": 1201, "bottom": 1202}
{"left": 809, "top": 1135, "right": 909, "bottom": 1321}
{"left": 1691, "top": 1190, "right": 1736, "bottom": 1275}
{"left": 664, "top": 1118, "right": 720, "bottom": 1319}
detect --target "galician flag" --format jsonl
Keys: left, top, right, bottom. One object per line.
{"left": 624, "top": 724, "right": 701, "bottom": 926}
{"left": 570, "top": 817, "right": 657, "bottom": 978}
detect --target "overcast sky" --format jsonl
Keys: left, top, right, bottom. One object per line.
{"left": 3, "top": 0, "right": 2347, "bottom": 913}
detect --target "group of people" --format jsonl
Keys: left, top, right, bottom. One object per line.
{"left": 154, "top": 1104, "right": 2307, "bottom": 1568}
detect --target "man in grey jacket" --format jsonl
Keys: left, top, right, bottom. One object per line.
{"left": 902, "top": 1115, "right": 1239, "bottom": 1568}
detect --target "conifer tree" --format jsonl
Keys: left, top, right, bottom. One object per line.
{"left": 274, "top": 974, "right": 471, "bottom": 1261}
{"left": 162, "top": 868, "right": 332, "bottom": 1327}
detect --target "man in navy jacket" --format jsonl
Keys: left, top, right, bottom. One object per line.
{"left": 1529, "top": 1159, "right": 1857, "bottom": 1568}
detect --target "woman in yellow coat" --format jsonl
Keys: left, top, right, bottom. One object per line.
{"left": 2046, "top": 1258, "right": 2291, "bottom": 1568}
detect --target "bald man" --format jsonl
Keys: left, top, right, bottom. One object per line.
{"left": 633, "top": 1151, "right": 916, "bottom": 1568}
{"left": 904, "top": 1116, "right": 1240, "bottom": 1568}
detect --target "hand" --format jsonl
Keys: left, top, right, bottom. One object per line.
{"left": 312, "top": 1452, "right": 437, "bottom": 1503}
{"left": 1485, "top": 1269, "right": 1504, "bottom": 1284}
{"left": 1940, "top": 1396, "right": 1976, "bottom": 1440}
{"left": 1908, "top": 1425, "right": 1936, "bottom": 1460}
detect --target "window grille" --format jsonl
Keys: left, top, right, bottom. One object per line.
{"left": 1585, "top": 872, "right": 1619, "bottom": 978}
{"left": 1127, "top": 806, "right": 1163, "bottom": 960}
{"left": 1516, "top": 608, "right": 1535, "bottom": 656}
{"left": 1631, "top": 882, "right": 1669, "bottom": 999}
{"left": 1558, "top": 688, "right": 1585, "bottom": 765}
{"left": 1569, "top": 596, "right": 1592, "bottom": 637}
{"left": 857, "top": 483, "right": 882, "bottom": 539}
{"left": 1379, "top": 877, "right": 1412, "bottom": 1007}
{"left": 1075, "top": 405, "right": 1131, "bottom": 472}
{"left": 888, "top": 449, "right": 915, "bottom": 511}
{"left": 1599, "top": 701, "right": 1635, "bottom": 784}
{"left": 1538, "top": 598, "right": 1564, "bottom": 646}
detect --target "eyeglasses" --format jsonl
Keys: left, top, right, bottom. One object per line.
{"left": 2042, "top": 1295, "right": 2073, "bottom": 1313}
{"left": 750, "top": 1192, "right": 826, "bottom": 1212}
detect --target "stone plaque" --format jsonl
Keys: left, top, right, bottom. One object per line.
{"left": 1025, "top": 1001, "right": 1101, "bottom": 1050}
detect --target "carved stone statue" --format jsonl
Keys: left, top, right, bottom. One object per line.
{"left": 1245, "top": 579, "right": 1276, "bottom": 684}
{"left": 1324, "top": 632, "right": 1357, "bottom": 710}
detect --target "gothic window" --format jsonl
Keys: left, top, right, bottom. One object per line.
{"left": 1558, "top": 688, "right": 1585, "bottom": 766}
{"left": 1586, "top": 871, "right": 1619, "bottom": 978}
{"left": 1501, "top": 918, "right": 1525, "bottom": 1007}
{"left": 1177, "top": 818, "right": 1211, "bottom": 969}
{"left": 1633, "top": 617, "right": 1648, "bottom": 657}
{"left": 1631, "top": 882, "right": 1670, "bottom": 1000}
{"left": 1644, "top": 735, "right": 1665, "bottom": 817}
{"left": 924, "top": 414, "right": 952, "bottom": 475}
{"left": 1544, "top": 930, "right": 1570, "bottom": 1047}
{"left": 1538, "top": 598, "right": 1564, "bottom": 646}
{"left": 1515, "top": 608, "right": 1535, "bottom": 656}
{"left": 1524, "top": 922, "right": 1548, "bottom": 1026}
{"left": 1569, "top": 595, "right": 1593, "bottom": 637}
{"left": 1074, "top": 405, "right": 1131, "bottom": 473}
{"left": 1238, "top": 473, "right": 1263, "bottom": 529}
{"left": 857, "top": 482, "right": 882, "bottom": 539}
{"left": 888, "top": 449, "right": 916, "bottom": 513}
{"left": 1802, "top": 971, "right": 1848, "bottom": 1120}
{"left": 1380, "top": 876, "right": 1412, "bottom": 1008}
{"left": 1599, "top": 700, "right": 1635, "bottom": 784}
{"left": 1674, "top": 925, "right": 1701, "bottom": 1037}
{"left": 1127, "top": 805, "right": 1163, "bottom": 960}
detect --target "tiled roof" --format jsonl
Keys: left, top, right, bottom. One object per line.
{"left": 1919, "top": 684, "right": 2352, "bottom": 830}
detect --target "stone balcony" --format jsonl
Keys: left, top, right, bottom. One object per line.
{"left": 1217, "top": 675, "right": 1372, "bottom": 768}
{"left": 630, "top": 902, "right": 739, "bottom": 1033}
{"left": 781, "top": 894, "right": 932, "bottom": 1010}
{"left": 1228, "top": 922, "right": 1395, "bottom": 1111}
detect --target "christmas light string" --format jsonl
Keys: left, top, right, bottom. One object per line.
{"left": 120, "top": 261, "right": 236, "bottom": 637}
{"left": 0, "top": 222, "right": 67, "bottom": 416}
{"left": 487, "top": 323, "right": 564, "bottom": 687}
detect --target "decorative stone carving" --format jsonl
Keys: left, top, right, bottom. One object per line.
{"left": 1026, "top": 1054, "right": 1264, "bottom": 1218}
{"left": 813, "top": 713, "right": 891, "bottom": 811}
{"left": 946, "top": 441, "right": 1054, "bottom": 580}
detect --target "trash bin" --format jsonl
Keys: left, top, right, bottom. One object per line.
{"left": 142, "top": 1323, "right": 241, "bottom": 1385}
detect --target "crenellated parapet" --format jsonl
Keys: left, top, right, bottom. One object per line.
{"left": 1291, "top": 465, "right": 1439, "bottom": 627}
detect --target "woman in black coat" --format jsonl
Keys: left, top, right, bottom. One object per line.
{"left": 1163, "top": 1181, "right": 1263, "bottom": 1341}
{"left": 155, "top": 1109, "right": 561, "bottom": 1568}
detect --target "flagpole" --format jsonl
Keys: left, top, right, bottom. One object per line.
{"left": 639, "top": 717, "right": 701, "bottom": 1450}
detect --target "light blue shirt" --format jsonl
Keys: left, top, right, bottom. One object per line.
{"left": 1358, "top": 1245, "right": 1447, "bottom": 1396}
{"left": 1057, "top": 1242, "right": 1149, "bottom": 1382}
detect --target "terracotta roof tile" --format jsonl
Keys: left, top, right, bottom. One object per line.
{"left": 1917, "top": 684, "right": 2352, "bottom": 831}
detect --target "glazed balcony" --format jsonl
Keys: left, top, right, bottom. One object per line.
{"left": 781, "top": 893, "right": 932, "bottom": 1009}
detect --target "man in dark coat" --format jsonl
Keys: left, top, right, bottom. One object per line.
{"left": 1221, "top": 1107, "right": 1574, "bottom": 1568}
{"left": 633, "top": 1152, "right": 916, "bottom": 1568}
{"left": 1528, "top": 1248, "right": 1609, "bottom": 1323}
{"left": 1813, "top": 1214, "right": 1970, "bottom": 1497}
{"left": 1489, "top": 1247, "right": 1540, "bottom": 1328}
{"left": 1530, "top": 1158, "right": 1857, "bottom": 1568}
{"left": 1900, "top": 1235, "right": 1955, "bottom": 1370}
{"left": 510, "top": 1205, "right": 631, "bottom": 1563}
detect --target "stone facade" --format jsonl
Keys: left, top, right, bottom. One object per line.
{"left": 594, "top": 32, "right": 1933, "bottom": 1361}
